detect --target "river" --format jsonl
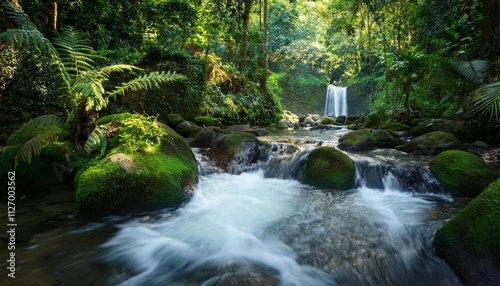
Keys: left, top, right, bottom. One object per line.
{"left": 2, "top": 128, "right": 468, "bottom": 285}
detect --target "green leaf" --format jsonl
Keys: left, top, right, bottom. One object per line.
{"left": 470, "top": 81, "right": 500, "bottom": 121}
{"left": 452, "top": 60, "right": 489, "bottom": 84}
{"left": 14, "top": 131, "right": 59, "bottom": 167}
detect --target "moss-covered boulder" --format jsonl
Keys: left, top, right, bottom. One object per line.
{"left": 363, "top": 111, "right": 383, "bottom": 128}
{"left": 176, "top": 121, "right": 202, "bottom": 138}
{"left": 429, "top": 150, "right": 499, "bottom": 197}
{"left": 166, "top": 113, "right": 185, "bottom": 129}
{"left": 411, "top": 118, "right": 459, "bottom": 136}
{"left": 207, "top": 132, "right": 262, "bottom": 173}
{"left": 338, "top": 129, "right": 377, "bottom": 151}
{"left": 434, "top": 178, "right": 500, "bottom": 285}
{"left": 395, "top": 131, "right": 460, "bottom": 155}
{"left": 372, "top": 129, "right": 399, "bottom": 148}
{"left": 224, "top": 124, "right": 269, "bottom": 136}
{"left": 302, "top": 147, "right": 355, "bottom": 190}
{"left": 381, "top": 122, "right": 411, "bottom": 132}
{"left": 320, "top": 116, "right": 337, "bottom": 125}
{"left": 76, "top": 114, "right": 198, "bottom": 219}
{"left": 194, "top": 116, "right": 221, "bottom": 126}
{"left": 190, "top": 127, "right": 224, "bottom": 148}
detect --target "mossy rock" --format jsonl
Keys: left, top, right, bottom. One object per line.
{"left": 302, "top": 147, "right": 355, "bottom": 190}
{"left": 224, "top": 125, "right": 269, "bottom": 136}
{"left": 395, "top": 131, "right": 460, "bottom": 155}
{"left": 381, "top": 122, "right": 411, "bottom": 132}
{"left": 336, "top": 115, "right": 346, "bottom": 124}
{"left": 434, "top": 178, "right": 500, "bottom": 285}
{"left": 207, "top": 132, "right": 261, "bottom": 173}
{"left": 363, "top": 111, "right": 383, "bottom": 128}
{"left": 166, "top": 113, "right": 184, "bottom": 129}
{"left": 194, "top": 116, "right": 221, "bottom": 126}
{"left": 411, "top": 118, "right": 459, "bottom": 136}
{"left": 429, "top": 150, "right": 499, "bottom": 197}
{"left": 372, "top": 129, "right": 399, "bottom": 148}
{"left": 338, "top": 129, "right": 377, "bottom": 151}
{"left": 176, "top": 121, "right": 202, "bottom": 138}
{"left": 75, "top": 114, "right": 198, "bottom": 219}
{"left": 320, "top": 116, "right": 336, "bottom": 125}
{"left": 96, "top": 113, "right": 133, "bottom": 125}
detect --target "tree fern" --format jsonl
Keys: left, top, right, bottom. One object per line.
{"left": 108, "top": 71, "right": 186, "bottom": 99}
{"left": 26, "top": 115, "right": 66, "bottom": 127}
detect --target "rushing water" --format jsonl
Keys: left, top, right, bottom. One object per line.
{"left": 5, "top": 129, "right": 467, "bottom": 286}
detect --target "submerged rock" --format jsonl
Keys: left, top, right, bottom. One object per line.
{"left": 434, "top": 178, "right": 500, "bottom": 285}
{"left": 395, "top": 131, "right": 460, "bottom": 155}
{"left": 338, "top": 129, "right": 377, "bottom": 151}
{"left": 302, "top": 147, "right": 355, "bottom": 190}
{"left": 429, "top": 150, "right": 499, "bottom": 197}
{"left": 76, "top": 114, "right": 198, "bottom": 219}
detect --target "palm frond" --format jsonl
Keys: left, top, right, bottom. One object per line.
{"left": 108, "top": 71, "right": 186, "bottom": 99}
{"left": 452, "top": 60, "right": 489, "bottom": 84}
{"left": 14, "top": 130, "right": 59, "bottom": 167}
{"left": 53, "top": 26, "right": 98, "bottom": 79}
{"left": 25, "top": 115, "right": 66, "bottom": 127}
{"left": 83, "top": 125, "right": 108, "bottom": 156}
{"left": 469, "top": 81, "right": 500, "bottom": 121}
{"left": 0, "top": 1, "right": 57, "bottom": 55}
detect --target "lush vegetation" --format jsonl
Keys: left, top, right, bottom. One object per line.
{"left": 1, "top": 0, "right": 499, "bottom": 146}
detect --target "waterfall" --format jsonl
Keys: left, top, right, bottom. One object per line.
{"left": 324, "top": 85, "right": 347, "bottom": 117}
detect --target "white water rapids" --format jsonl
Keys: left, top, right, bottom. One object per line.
{"left": 99, "top": 166, "right": 461, "bottom": 285}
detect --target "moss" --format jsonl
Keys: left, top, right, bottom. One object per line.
{"left": 302, "top": 147, "right": 355, "bottom": 190}
{"left": 430, "top": 150, "right": 499, "bottom": 197}
{"left": 96, "top": 113, "right": 133, "bottom": 125}
{"left": 320, "top": 116, "right": 337, "bottom": 125}
{"left": 396, "top": 131, "right": 461, "bottom": 155}
{"left": 223, "top": 132, "right": 257, "bottom": 152}
{"left": 372, "top": 129, "right": 398, "bottom": 148}
{"left": 75, "top": 114, "right": 198, "bottom": 219}
{"left": 411, "top": 118, "right": 458, "bottom": 136}
{"left": 381, "top": 122, "right": 411, "bottom": 131}
{"left": 194, "top": 116, "right": 221, "bottom": 126}
{"left": 434, "top": 178, "right": 500, "bottom": 268}
{"left": 167, "top": 113, "right": 184, "bottom": 128}
{"left": 338, "top": 129, "right": 377, "bottom": 151}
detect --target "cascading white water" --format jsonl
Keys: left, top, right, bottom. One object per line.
{"left": 324, "top": 85, "right": 347, "bottom": 117}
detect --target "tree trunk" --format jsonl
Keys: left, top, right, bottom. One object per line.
{"left": 260, "top": 0, "right": 268, "bottom": 92}
{"left": 238, "top": 0, "right": 253, "bottom": 71}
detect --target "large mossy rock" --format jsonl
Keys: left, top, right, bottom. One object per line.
{"left": 76, "top": 114, "right": 198, "bottom": 219}
{"left": 338, "top": 129, "right": 377, "bottom": 151}
{"left": 411, "top": 118, "right": 459, "bottom": 136}
{"left": 395, "top": 131, "right": 460, "bottom": 155}
{"left": 429, "top": 150, "right": 499, "bottom": 197}
{"left": 302, "top": 147, "right": 355, "bottom": 190}
{"left": 381, "top": 122, "right": 411, "bottom": 132}
{"left": 372, "top": 129, "right": 399, "bottom": 148}
{"left": 434, "top": 178, "right": 500, "bottom": 285}
{"left": 207, "top": 132, "right": 262, "bottom": 173}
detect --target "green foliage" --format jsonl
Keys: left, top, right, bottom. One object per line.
{"left": 469, "top": 81, "right": 500, "bottom": 121}
{"left": 430, "top": 150, "right": 500, "bottom": 197}
{"left": 110, "top": 115, "right": 163, "bottom": 153}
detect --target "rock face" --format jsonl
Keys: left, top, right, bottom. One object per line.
{"left": 76, "top": 114, "right": 198, "bottom": 219}
{"left": 207, "top": 132, "right": 262, "bottom": 173}
{"left": 434, "top": 178, "right": 500, "bottom": 286}
{"left": 338, "top": 129, "right": 377, "bottom": 151}
{"left": 302, "top": 147, "right": 355, "bottom": 190}
{"left": 395, "top": 131, "right": 460, "bottom": 155}
{"left": 429, "top": 150, "right": 499, "bottom": 197}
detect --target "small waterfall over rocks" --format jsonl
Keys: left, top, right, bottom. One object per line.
{"left": 325, "top": 85, "right": 347, "bottom": 117}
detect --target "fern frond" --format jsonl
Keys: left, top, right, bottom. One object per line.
{"left": 14, "top": 131, "right": 59, "bottom": 167}
{"left": 470, "top": 81, "right": 500, "bottom": 121}
{"left": 26, "top": 115, "right": 66, "bottom": 127}
{"left": 94, "top": 64, "right": 142, "bottom": 82}
{"left": 83, "top": 125, "right": 108, "bottom": 156}
{"left": 452, "top": 60, "right": 489, "bottom": 84}
{"left": 53, "top": 26, "right": 98, "bottom": 78}
{"left": 108, "top": 71, "right": 186, "bottom": 99}
{"left": 73, "top": 80, "right": 108, "bottom": 111}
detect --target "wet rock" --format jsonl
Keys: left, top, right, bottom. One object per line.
{"left": 190, "top": 127, "right": 224, "bottom": 148}
{"left": 411, "top": 118, "right": 460, "bottom": 136}
{"left": 381, "top": 122, "right": 411, "bottom": 132}
{"left": 302, "top": 147, "right": 355, "bottom": 190}
{"left": 429, "top": 150, "right": 499, "bottom": 197}
{"left": 336, "top": 115, "right": 347, "bottom": 124}
{"left": 372, "top": 129, "right": 399, "bottom": 148}
{"left": 395, "top": 131, "right": 460, "bottom": 155}
{"left": 166, "top": 113, "right": 184, "bottom": 129}
{"left": 207, "top": 132, "right": 262, "bottom": 173}
{"left": 194, "top": 116, "right": 222, "bottom": 127}
{"left": 434, "top": 178, "right": 500, "bottom": 285}
{"left": 224, "top": 125, "right": 269, "bottom": 136}
{"left": 176, "top": 121, "right": 203, "bottom": 138}
{"left": 338, "top": 129, "right": 377, "bottom": 151}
